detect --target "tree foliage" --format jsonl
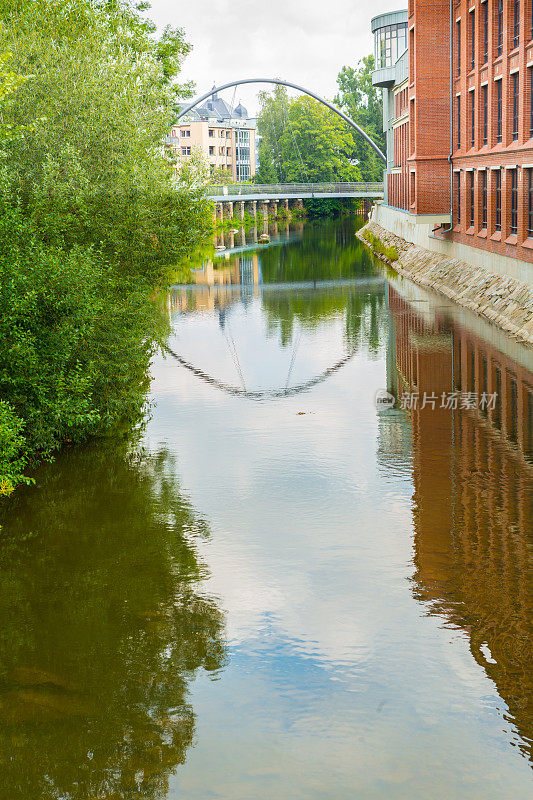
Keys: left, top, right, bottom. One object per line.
{"left": 335, "top": 55, "right": 385, "bottom": 181}
{"left": 255, "top": 88, "right": 361, "bottom": 184}
{"left": 0, "top": 0, "right": 213, "bottom": 489}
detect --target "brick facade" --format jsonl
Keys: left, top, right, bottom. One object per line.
{"left": 374, "top": 1, "right": 533, "bottom": 267}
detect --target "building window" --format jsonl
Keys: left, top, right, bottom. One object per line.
{"left": 470, "top": 10, "right": 475, "bottom": 70}
{"left": 482, "top": 84, "right": 488, "bottom": 144}
{"left": 469, "top": 171, "right": 475, "bottom": 228}
{"left": 497, "top": 0, "right": 503, "bottom": 56}
{"left": 512, "top": 73, "right": 519, "bottom": 140}
{"left": 529, "top": 169, "right": 533, "bottom": 237}
{"left": 513, "top": 0, "right": 520, "bottom": 49}
{"left": 181, "top": 146, "right": 191, "bottom": 156}
{"left": 495, "top": 169, "right": 502, "bottom": 231}
{"left": 457, "top": 95, "right": 461, "bottom": 148}
{"left": 482, "top": 170, "right": 487, "bottom": 229}
{"left": 457, "top": 20, "right": 461, "bottom": 76}
{"left": 483, "top": 1, "right": 489, "bottom": 63}
{"left": 209, "top": 146, "right": 214, "bottom": 155}
{"left": 496, "top": 80, "right": 502, "bottom": 142}
{"left": 470, "top": 90, "right": 475, "bottom": 148}
{"left": 208, "top": 129, "right": 214, "bottom": 137}
{"left": 375, "top": 21, "right": 408, "bottom": 68}
{"left": 510, "top": 169, "right": 518, "bottom": 234}
{"left": 181, "top": 129, "right": 191, "bottom": 137}
{"left": 456, "top": 172, "right": 461, "bottom": 224}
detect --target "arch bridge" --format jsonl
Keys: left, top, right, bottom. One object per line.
{"left": 177, "top": 78, "right": 387, "bottom": 163}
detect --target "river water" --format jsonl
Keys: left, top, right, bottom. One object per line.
{"left": 0, "top": 218, "right": 532, "bottom": 799}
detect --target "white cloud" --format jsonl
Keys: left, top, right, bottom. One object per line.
{"left": 146, "top": 0, "right": 407, "bottom": 115}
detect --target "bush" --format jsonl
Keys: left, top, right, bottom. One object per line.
{"left": 0, "top": 1, "right": 213, "bottom": 490}
{"left": 0, "top": 401, "right": 30, "bottom": 496}
{"left": 362, "top": 228, "right": 399, "bottom": 262}
{"left": 0, "top": 202, "right": 168, "bottom": 467}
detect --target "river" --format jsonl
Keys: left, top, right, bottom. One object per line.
{"left": 0, "top": 218, "right": 532, "bottom": 799}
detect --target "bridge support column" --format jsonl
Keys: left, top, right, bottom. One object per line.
{"left": 363, "top": 198, "right": 372, "bottom": 216}
{"left": 223, "top": 201, "right": 234, "bottom": 220}
{"left": 236, "top": 201, "right": 245, "bottom": 221}
{"left": 245, "top": 200, "right": 257, "bottom": 219}
{"left": 291, "top": 198, "right": 303, "bottom": 216}
{"left": 270, "top": 200, "right": 278, "bottom": 217}
{"left": 215, "top": 202, "right": 223, "bottom": 222}
{"left": 259, "top": 200, "right": 268, "bottom": 222}
{"left": 283, "top": 199, "right": 289, "bottom": 214}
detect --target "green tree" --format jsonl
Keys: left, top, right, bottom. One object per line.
{"left": 255, "top": 84, "right": 290, "bottom": 183}
{"left": 278, "top": 96, "right": 361, "bottom": 183}
{"left": 0, "top": 0, "right": 213, "bottom": 488}
{"left": 335, "top": 55, "right": 385, "bottom": 181}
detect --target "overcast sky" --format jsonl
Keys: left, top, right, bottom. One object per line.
{"left": 147, "top": 0, "right": 407, "bottom": 116}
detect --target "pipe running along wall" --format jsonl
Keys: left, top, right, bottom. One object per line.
{"left": 176, "top": 78, "right": 387, "bottom": 164}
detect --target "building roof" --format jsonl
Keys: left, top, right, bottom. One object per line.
{"left": 180, "top": 90, "right": 249, "bottom": 123}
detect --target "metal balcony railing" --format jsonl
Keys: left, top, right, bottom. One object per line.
{"left": 207, "top": 182, "right": 384, "bottom": 197}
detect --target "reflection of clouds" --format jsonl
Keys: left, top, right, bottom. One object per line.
{"left": 147, "top": 297, "right": 533, "bottom": 799}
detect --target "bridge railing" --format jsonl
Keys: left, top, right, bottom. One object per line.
{"left": 207, "top": 182, "right": 383, "bottom": 197}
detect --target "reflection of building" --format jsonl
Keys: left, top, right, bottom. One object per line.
{"left": 382, "top": 286, "right": 533, "bottom": 764}
{"left": 191, "top": 253, "right": 261, "bottom": 288}
{"left": 167, "top": 90, "right": 256, "bottom": 182}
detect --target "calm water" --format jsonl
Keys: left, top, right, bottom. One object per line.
{"left": 1, "top": 219, "right": 532, "bottom": 799}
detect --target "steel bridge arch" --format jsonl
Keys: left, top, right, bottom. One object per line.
{"left": 177, "top": 78, "right": 386, "bottom": 164}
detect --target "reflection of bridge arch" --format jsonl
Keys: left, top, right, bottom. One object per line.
{"left": 164, "top": 345, "right": 357, "bottom": 400}
{"left": 177, "top": 78, "right": 386, "bottom": 164}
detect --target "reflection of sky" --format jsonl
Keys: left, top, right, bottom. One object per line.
{"left": 145, "top": 289, "right": 533, "bottom": 799}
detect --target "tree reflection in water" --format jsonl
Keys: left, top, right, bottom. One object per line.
{"left": 0, "top": 441, "right": 226, "bottom": 799}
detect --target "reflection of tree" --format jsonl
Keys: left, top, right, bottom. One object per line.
{"left": 262, "top": 286, "right": 387, "bottom": 353}
{"left": 259, "top": 218, "right": 377, "bottom": 284}
{"left": 0, "top": 442, "right": 226, "bottom": 799}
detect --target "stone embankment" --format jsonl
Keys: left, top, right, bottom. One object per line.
{"left": 358, "top": 221, "right": 533, "bottom": 346}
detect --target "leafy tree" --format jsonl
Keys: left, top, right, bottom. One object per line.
{"left": 335, "top": 55, "right": 386, "bottom": 181}
{"left": 0, "top": 0, "right": 213, "bottom": 487}
{"left": 255, "top": 84, "right": 290, "bottom": 183}
{"left": 278, "top": 96, "right": 361, "bottom": 183}
{"left": 255, "top": 89, "right": 361, "bottom": 194}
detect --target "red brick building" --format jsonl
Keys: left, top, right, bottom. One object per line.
{"left": 372, "top": 1, "right": 533, "bottom": 271}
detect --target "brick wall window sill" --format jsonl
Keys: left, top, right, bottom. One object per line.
{"left": 504, "top": 234, "right": 518, "bottom": 246}
{"left": 478, "top": 229, "right": 488, "bottom": 239}
{"left": 490, "top": 231, "right": 502, "bottom": 242}
{"left": 453, "top": 225, "right": 462, "bottom": 232}
{"left": 521, "top": 238, "right": 533, "bottom": 250}
{"left": 466, "top": 226, "right": 475, "bottom": 235}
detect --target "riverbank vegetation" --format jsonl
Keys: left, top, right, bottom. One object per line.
{"left": 0, "top": 0, "right": 212, "bottom": 494}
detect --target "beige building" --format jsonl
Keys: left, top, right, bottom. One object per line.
{"left": 168, "top": 90, "right": 256, "bottom": 183}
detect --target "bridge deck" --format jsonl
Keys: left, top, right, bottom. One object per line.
{"left": 207, "top": 182, "right": 384, "bottom": 202}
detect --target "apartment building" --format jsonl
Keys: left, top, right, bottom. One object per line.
{"left": 372, "top": 2, "right": 533, "bottom": 279}
{"left": 168, "top": 90, "right": 256, "bottom": 182}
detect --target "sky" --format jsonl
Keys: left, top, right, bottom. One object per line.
{"left": 147, "top": 0, "right": 407, "bottom": 117}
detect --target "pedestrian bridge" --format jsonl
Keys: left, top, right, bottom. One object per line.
{"left": 207, "top": 182, "right": 384, "bottom": 202}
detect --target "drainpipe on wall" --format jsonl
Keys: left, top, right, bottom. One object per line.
{"left": 435, "top": 0, "right": 454, "bottom": 236}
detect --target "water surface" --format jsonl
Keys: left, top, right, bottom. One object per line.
{"left": 1, "top": 218, "right": 532, "bottom": 799}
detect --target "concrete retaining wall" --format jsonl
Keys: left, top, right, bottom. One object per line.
{"left": 372, "top": 202, "right": 533, "bottom": 286}
{"left": 359, "top": 213, "right": 533, "bottom": 347}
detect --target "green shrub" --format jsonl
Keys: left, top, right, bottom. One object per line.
{"left": 0, "top": 203, "right": 169, "bottom": 467}
{"left": 362, "top": 228, "right": 399, "bottom": 262}
{"left": 0, "top": 401, "right": 30, "bottom": 496}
